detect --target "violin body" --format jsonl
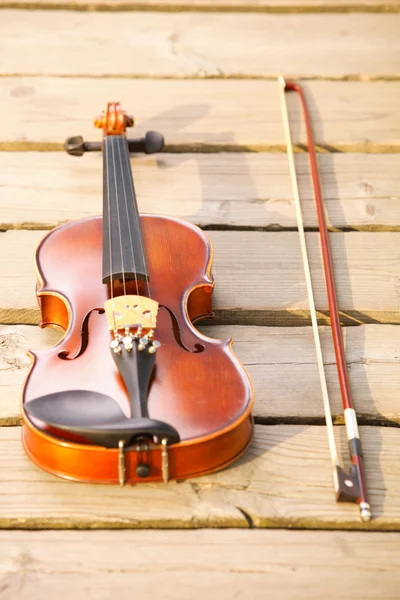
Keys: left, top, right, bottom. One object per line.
{"left": 22, "top": 214, "right": 253, "bottom": 483}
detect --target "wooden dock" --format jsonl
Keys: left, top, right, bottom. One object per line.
{"left": 1, "top": 0, "right": 400, "bottom": 597}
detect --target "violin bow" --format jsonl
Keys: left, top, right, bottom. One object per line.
{"left": 278, "top": 76, "right": 371, "bottom": 522}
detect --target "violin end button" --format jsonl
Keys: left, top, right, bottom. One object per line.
{"left": 136, "top": 463, "right": 151, "bottom": 478}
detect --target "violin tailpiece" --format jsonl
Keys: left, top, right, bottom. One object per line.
{"left": 118, "top": 438, "right": 170, "bottom": 486}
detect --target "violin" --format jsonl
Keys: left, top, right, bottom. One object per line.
{"left": 21, "top": 103, "right": 254, "bottom": 484}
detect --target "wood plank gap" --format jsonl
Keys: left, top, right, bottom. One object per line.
{"left": 4, "top": 223, "right": 400, "bottom": 234}
{"left": 254, "top": 415, "right": 400, "bottom": 427}
{"left": 2, "top": 142, "right": 400, "bottom": 154}
{"left": 210, "top": 309, "right": 400, "bottom": 327}
{"left": 1, "top": 73, "right": 400, "bottom": 82}
{"left": 202, "top": 225, "right": 400, "bottom": 233}
{"left": 4, "top": 414, "right": 400, "bottom": 429}
{"left": 3, "top": 308, "right": 400, "bottom": 328}
{"left": 0, "top": 2, "right": 399, "bottom": 13}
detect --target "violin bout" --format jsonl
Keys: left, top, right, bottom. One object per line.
{"left": 22, "top": 216, "right": 254, "bottom": 484}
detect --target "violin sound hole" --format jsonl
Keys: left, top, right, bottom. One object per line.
{"left": 58, "top": 309, "right": 105, "bottom": 360}
{"left": 160, "top": 306, "right": 205, "bottom": 354}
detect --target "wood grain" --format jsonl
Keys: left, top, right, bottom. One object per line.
{"left": 1, "top": 12, "right": 399, "bottom": 77}
{"left": 2, "top": 153, "right": 400, "bottom": 231}
{"left": 1, "top": 230, "right": 399, "bottom": 325}
{"left": 1, "top": 324, "right": 399, "bottom": 425}
{"left": 0, "top": 424, "right": 399, "bottom": 528}
{"left": 2, "top": 0, "right": 399, "bottom": 11}
{"left": 1, "top": 530, "right": 400, "bottom": 600}
{"left": 1, "top": 79, "right": 399, "bottom": 152}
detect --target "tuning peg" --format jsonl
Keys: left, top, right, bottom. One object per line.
{"left": 143, "top": 131, "right": 164, "bottom": 154}
{"left": 64, "top": 131, "right": 164, "bottom": 157}
{"left": 64, "top": 135, "right": 85, "bottom": 156}
{"left": 64, "top": 136, "right": 101, "bottom": 156}
{"left": 117, "top": 131, "right": 164, "bottom": 155}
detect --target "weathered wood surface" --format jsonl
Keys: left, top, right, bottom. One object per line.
{"left": 0, "top": 0, "right": 397, "bottom": 594}
{"left": 2, "top": 324, "right": 399, "bottom": 425}
{"left": 2, "top": 153, "right": 400, "bottom": 231}
{"left": 1, "top": 530, "right": 400, "bottom": 600}
{"left": 1, "top": 424, "right": 399, "bottom": 529}
{"left": 1, "top": 12, "right": 399, "bottom": 78}
{"left": 1, "top": 79, "right": 399, "bottom": 153}
{"left": 1, "top": 230, "right": 399, "bottom": 325}
{"left": 3, "top": 0, "right": 399, "bottom": 11}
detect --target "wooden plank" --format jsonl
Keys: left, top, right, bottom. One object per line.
{"left": 2, "top": 0, "right": 399, "bottom": 12}
{"left": 1, "top": 324, "right": 399, "bottom": 425}
{"left": 0, "top": 424, "right": 399, "bottom": 528}
{"left": 0, "top": 12, "right": 399, "bottom": 78}
{"left": 0, "top": 326, "right": 61, "bottom": 425}
{"left": 2, "top": 153, "right": 400, "bottom": 231}
{"left": 1, "top": 230, "right": 399, "bottom": 325}
{"left": 1, "top": 79, "right": 399, "bottom": 153}
{"left": 1, "top": 530, "right": 400, "bottom": 600}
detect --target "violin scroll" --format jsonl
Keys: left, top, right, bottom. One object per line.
{"left": 94, "top": 102, "right": 134, "bottom": 136}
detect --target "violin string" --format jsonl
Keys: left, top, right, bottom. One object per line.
{"left": 122, "top": 140, "right": 152, "bottom": 300}
{"left": 278, "top": 75, "right": 339, "bottom": 469}
{"left": 105, "top": 136, "right": 116, "bottom": 331}
{"left": 111, "top": 136, "right": 127, "bottom": 300}
{"left": 116, "top": 137, "right": 140, "bottom": 301}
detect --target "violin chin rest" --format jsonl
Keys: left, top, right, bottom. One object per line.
{"left": 24, "top": 390, "right": 180, "bottom": 448}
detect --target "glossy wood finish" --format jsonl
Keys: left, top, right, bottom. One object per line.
{"left": 21, "top": 215, "right": 253, "bottom": 483}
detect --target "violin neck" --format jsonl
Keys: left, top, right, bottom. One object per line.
{"left": 102, "top": 135, "right": 148, "bottom": 285}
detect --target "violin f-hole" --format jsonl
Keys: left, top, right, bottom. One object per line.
{"left": 160, "top": 305, "right": 205, "bottom": 353}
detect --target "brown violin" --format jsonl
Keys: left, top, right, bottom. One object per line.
{"left": 21, "top": 103, "right": 254, "bottom": 484}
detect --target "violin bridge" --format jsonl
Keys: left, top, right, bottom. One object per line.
{"left": 104, "top": 295, "right": 159, "bottom": 332}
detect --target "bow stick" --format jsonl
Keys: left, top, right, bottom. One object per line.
{"left": 278, "top": 76, "right": 371, "bottom": 522}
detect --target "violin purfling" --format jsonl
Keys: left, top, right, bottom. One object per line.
{"left": 21, "top": 103, "right": 254, "bottom": 484}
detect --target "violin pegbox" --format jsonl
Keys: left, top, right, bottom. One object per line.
{"left": 104, "top": 296, "right": 161, "bottom": 355}
{"left": 94, "top": 102, "right": 134, "bottom": 136}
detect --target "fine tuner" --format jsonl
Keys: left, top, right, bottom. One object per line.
{"left": 64, "top": 130, "right": 164, "bottom": 157}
